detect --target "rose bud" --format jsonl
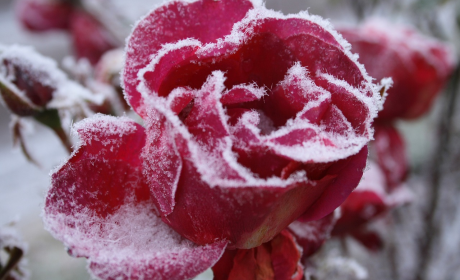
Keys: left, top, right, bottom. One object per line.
{"left": 0, "top": 45, "right": 55, "bottom": 116}
{"left": 373, "top": 124, "right": 408, "bottom": 190}
{"left": 339, "top": 19, "right": 455, "bottom": 121}
{"left": 16, "top": 0, "right": 73, "bottom": 32}
{"left": 0, "top": 44, "right": 104, "bottom": 153}
{"left": 43, "top": 0, "right": 383, "bottom": 279}
{"left": 69, "top": 11, "right": 119, "bottom": 65}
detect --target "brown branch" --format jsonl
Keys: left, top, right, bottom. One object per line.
{"left": 0, "top": 247, "right": 23, "bottom": 280}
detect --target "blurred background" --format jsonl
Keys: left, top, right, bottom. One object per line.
{"left": 0, "top": 0, "right": 459, "bottom": 279}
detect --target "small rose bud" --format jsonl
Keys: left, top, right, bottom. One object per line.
{"left": 0, "top": 46, "right": 55, "bottom": 116}
{"left": 16, "top": 0, "right": 73, "bottom": 32}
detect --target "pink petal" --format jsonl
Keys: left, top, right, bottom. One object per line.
{"left": 70, "top": 11, "right": 117, "bottom": 65}
{"left": 142, "top": 109, "right": 183, "bottom": 215}
{"left": 373, "top": 124, "right": 408, "bottom": 189}
{"left": 123, "top": 0, "right": 254, "bottom": 116}
{"left": 212, "top": 230, "right": 303, "bottom": 280}
{"left": 288, "top": 212, "right": 336, "bottom": 259}
{"left": 270, "top": 230, "right": 304, "bottom": 280}
{"left": 163, "top": 132, "right": 331, "bottom": 248}
{"left": 332, "top": 191, "right": 386, "bottom": 236}
{"left": 350, "top": 229, "right": 383, "bottom": 252}
{"left": 44, "top": 115, "right": 227, "bottom": 280}
{"left": 340, "top": 19, "right": 455, "bottom": 120}
{"left": 299, "top": 146, "right": 368, "bottom": 221}
{"left": 221, "top": 85, "right": 266, "bottom": 105}
{"left": 16, "top": 0, "right": 73, "bottom": 32}
{"left": 264, "top": 64, "right": 331, "bottom": 127}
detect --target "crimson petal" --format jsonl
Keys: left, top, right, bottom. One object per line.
{"left": 373, "top": 124, "right": 408, "bottom": 189}
{"left": 123, "top": 0, "right": 255, "bottom": 116}
{"left": 43, "top": 115, "right": 227, "bottom": 280}
{"left": 340, "top": 19, "right": 454, "bottom": 120}
{"left": 299, "top": 146, "right": 368, "bottom": 221}
{"left": 212, "top": 230, "right": 303, "bottom": 280}
{"left": 288, "top": 212, "right": 336, "bottom": 259}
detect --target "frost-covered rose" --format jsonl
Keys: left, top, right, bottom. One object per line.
{"left": 339, "top": 19, "right": 455, "bottom": 121}
{"left": 332, "top": 125, "right": 412, "bottom": 250}
{"left": 17, "top": 0, "right": 73, "bottom": 32}
{"left": 44, "top": 0, "right": 382, "bottom": 279}
{"left": 0, "top": 45, "right": 100, "bottom": 117}
{"left": 16, "top": 0, "right": 118, "bottom": 65}
{"left": 69, "top": 11, "right": 118, "bottom": 65}
{"left": 123, "top": 0, "right": 381, "bottom": 248}
{"left": 332, "top": 160, "right": 412, "bottom": 250}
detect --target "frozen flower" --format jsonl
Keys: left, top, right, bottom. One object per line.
{"left": 0, "top": 44, "right": 102, "bottom": 116}
{"left": 44, "top": 0, "right": 382, "bottom": 279}
{"left": 16, "top": 0, "right": 119, "bottom": 65}
{"left": 69, "top": 11, "right": 118, "bottom": 65}
{"left": 0, "top": 44, "right": 104, "bottom": 155}
{"left": 339, "top": 19, "right": 455, "bottom": 121}
{"left": 332, "top": 161, "right": 412, "bottom": 250}
{"left": 288, "top": 212, "right": 337, "bottom": 261}
{"left": 16, "top": 0, "right": 73, "bottom": 32}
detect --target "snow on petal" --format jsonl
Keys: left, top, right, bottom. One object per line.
{"left": 44, "top": 115, "right": 227, "bottom": 280}
{"left": 123, "top": 0, "right": 255, "bottom": 116}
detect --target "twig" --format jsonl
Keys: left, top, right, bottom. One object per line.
{"left": 0, "top": 247, "right": 23, "bottom": 280}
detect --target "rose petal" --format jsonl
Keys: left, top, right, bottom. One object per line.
{"left": 164, "top": 133, "right": 330, "bottom": 248}
{"left": 332, "top": 191, "right": 386, "bottom": 236}
{"left": 264, "top": 63, "right": 331, "bottom": 127}
{"left": 271, "top": 230, "right": 303, "bottom": 280}
{"left": 44, "top": 115, "right": 227, "bottom": 280}
{"left": 70, "top": 11, "right": 117, "bottom": 65}
{"left": 331, "top": 161, "right": 400, "bottom": 237}
{"left": 288, "top": 212, "right": 336, "bottom": 259}
{"left": 299, "top": 146, "right": 368, "bottom": 221}
{"left": 340, "top": 19, "right": 455, "bottom": 120}
{"left": 350, "top": 229, "right": 383, "bottom": 252}
{"left": 142, "top": 109, "right": 183, "bottom": 215}
{"left": 138, "top": 10, "right": 378, "bottom": 164}
{"left": 123, "top": 0, "right": 255, "bottom": 116}
{"left": 221, "top": 84, "right": 266, "bottom": 105}
{"left": 373, "top": 124, "right": 408, "bottom": 189}
{"left": 212, "top": 230, "right": 303, "bottom": 280}
{"left": 16, "top": 0, "right": 73, "bottom": 32}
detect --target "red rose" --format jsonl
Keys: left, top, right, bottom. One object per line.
{"left": 339, "top": 19, "right": 455, "bottom": 121}
{"left": 69, "top": 11, "right": 118, "bottom": 65}
{"left": 16, "top": 0, "right": 73, "bottom": 32}
{"left": 332, "top": 161, "right": 412, "bottom": 250}
{"left": 0, "top": 44, "right": 100, "bottom": 116}
{"left": 44, "top": 0, "right": 381, "bottom": 279}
